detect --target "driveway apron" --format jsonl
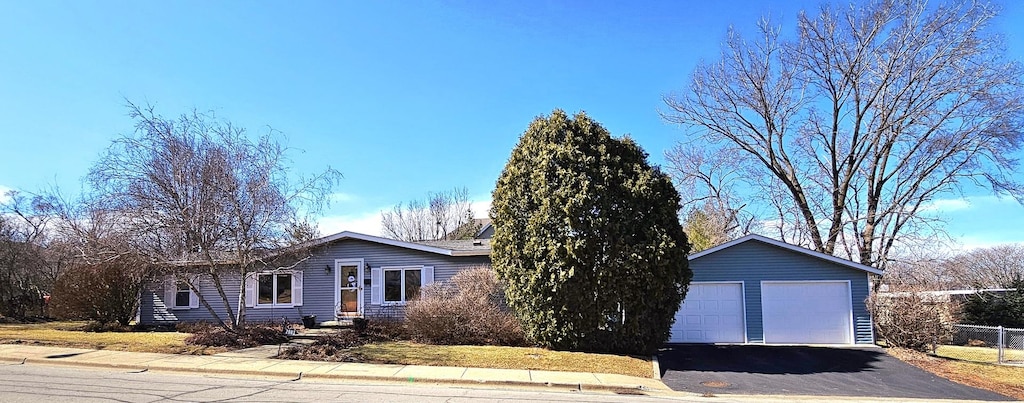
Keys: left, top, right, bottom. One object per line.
{"left": 658, "top": 345, "right": 1013, "bottom": 401}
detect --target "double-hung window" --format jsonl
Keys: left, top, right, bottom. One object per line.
{"left": 164, "top": 278, "right": 198, "bottom": 310}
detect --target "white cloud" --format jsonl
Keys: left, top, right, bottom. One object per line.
{"left": 470, "top": 198, "right": 492, "bottom": 219}
{"left": 328, "top": 192, "right": 357, "bottom": 203}
{"left": 0, "top": 185, "right": 11, "bottom": 204}
{"left": 920, "top": 198, "right": 971, "bottom": 212}
{"left": 316, "top": 196, "right": 493, "bottom": 238}
{"left": 317, "top": 209, "right": 384, "bottom": 236}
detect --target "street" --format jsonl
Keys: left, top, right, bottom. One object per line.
{"left": 0, "top": 362, "right": 676, "bottom": 403}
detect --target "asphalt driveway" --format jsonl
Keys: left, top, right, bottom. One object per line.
{"left": 658, "top": 344, "right": 1013, "bottom": 400}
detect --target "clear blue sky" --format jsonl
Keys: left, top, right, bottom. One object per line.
{"left": 1, "top": 0, "right": 1022, "bottom": 248}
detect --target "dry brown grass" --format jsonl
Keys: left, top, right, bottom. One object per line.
{"left": 0, "top": 321, "right": 223, "bottom": 354}
{"left": 888, "top": 347, "right": 1024, "bottom": 400}
{"left": 351, "top": 341, "right": 652, "bottom": 378}
{"left": 934, "top": 344, "right": 1024, "bottom": 363}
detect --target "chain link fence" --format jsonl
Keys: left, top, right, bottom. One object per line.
{"left": 934, "top": 324, "right": 1024, "bottom": 365}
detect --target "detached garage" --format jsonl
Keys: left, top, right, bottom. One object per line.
{"left": 669, "top": 235, "right": 881, "bottom": 345}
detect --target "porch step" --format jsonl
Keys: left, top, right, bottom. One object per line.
{"left": 317, "top": 320, "right": 354, "bottom": 328}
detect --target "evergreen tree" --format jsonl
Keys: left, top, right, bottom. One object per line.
{"left": 491, "top": 110, "right": 692, "bottom": 354}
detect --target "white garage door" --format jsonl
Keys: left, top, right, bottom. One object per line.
{"left": 670, "top": 283, "right": 745, "bottom": 343}
{"left": 761, "top": 281, "right": 852, "bottom": 344}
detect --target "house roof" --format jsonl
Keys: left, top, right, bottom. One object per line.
{"left": 689, "top": 234, "right": 884, "bottom": 275}
{"left": 474, "top": 219, "right": 493, "bottom": 239}
{"left": 301, "top": 231, "right": 490, "bottom": 257}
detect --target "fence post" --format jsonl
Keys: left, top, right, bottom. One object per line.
{"left": 997, "top": 326, "right": 1004, "bottom": 364}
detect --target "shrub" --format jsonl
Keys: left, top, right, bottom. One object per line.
{"left": 491, "top": 110, "right": 691, "bottom": 354}
{"left": 277, "top": 330, "right": 365, "bottom": 362}
{"left": 81, "top": 320, "right": 133, "bottom": 333}
{"left": 361, "top": 317, "right": 408, "bottom": 342}
{"left": 867, "top": 290, "right": 955, "bottom": 352}
{"left": 960, "top": 279, "right": 1024, "bottom": 328}
{"left": 174, "top": 321, "right": 215, "bottom": 334}
{"left": 184, "top": 322, "right": 288, "bottom": 348}
{"left": 405, "top": 267, "right": 528, "bottom": 346}
{"left": 48, "top": 255, "right": 149, "bottom": 326}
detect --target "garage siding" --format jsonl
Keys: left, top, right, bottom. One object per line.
{"left": 689, "top": 241, "right": 873, "bottom": 344}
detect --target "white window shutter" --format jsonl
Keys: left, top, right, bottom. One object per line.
{"left": 292, "top": 271, "right": 303, "bottom": 306}
{"left": 188, "top": 285, "right": 199, "bottom": 309}
{"left": 370, "top": 267, "right": 382, "bottom": 305}
{"left": 422, "top": 266, "right": 434, "bottom": 286}
{"left": 244, "top": 273, "right": 256, "bottom": 308}
{"left": 163, "top": 278, "right": 176, "bottom": 308}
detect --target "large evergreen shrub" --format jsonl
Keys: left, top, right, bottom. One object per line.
{"left": 490, "top": 110, "right": 692, "bottom": 355}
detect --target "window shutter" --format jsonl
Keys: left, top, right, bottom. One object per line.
{"left": 422, "top": 266, "right": 434, "bottom": 286}
{"left": 370, "top": 267, "right": 382, "bottom": 305}
{"left": 244, "top": 273, "right": 256, "bottom": 308}
{"left": 163, "top": 278, "right": 176, "bottom": 309}
{"left": 188, "top": 285, "right": 199, "bottom": 309}
{"left": 291, "top": 271, "right": 303, "bottom": 306}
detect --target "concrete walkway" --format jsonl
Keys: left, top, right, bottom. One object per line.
{"left": 0, "top": 344, "right": 669, "bottom": 393}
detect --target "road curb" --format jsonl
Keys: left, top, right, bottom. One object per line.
{"left": 0, "top": 354, "right": 662, "bottom": 394}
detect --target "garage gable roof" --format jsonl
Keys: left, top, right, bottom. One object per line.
{"left": 689, "top": 234, "right": 883, "bottom": 275}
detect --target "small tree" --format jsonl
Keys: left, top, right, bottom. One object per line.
{"left": 87, "top": 102, "right": 340, "bottom": 330}
{"left": 491, "top": 110, "right": 692, "bottom": 355}
{"left": 0, "top": 192, "right": 59, "bottom": 319}
{"left": 49, "top": 255, "right": 150, "bottom": 326}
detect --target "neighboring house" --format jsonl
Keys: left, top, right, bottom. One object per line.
{"left": 138, "top": 231, "right": 490, "bottom": 326}
{"left": 141, "top": 231, "right": 880, "bottom": 346}
{"left": 668, "top": 234, "right": 881, "bottom": 345}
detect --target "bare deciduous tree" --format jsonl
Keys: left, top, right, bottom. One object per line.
{"left": 945, "top": 244, "right": 1024, "bottom": 288}
{"left": 0, "top": 191, "right": 54, "bottom": 319}
{"left": 668, "top": 144, "right": 754, "bottom": 251}
{"left": 381, "top": 187, "right": 477, "bottom": 241}
{"left": 664, "top": 0, "right": 1024, "bottom": 269}
{"left": 87, "top": 102, "right": 340, "bottom": 330}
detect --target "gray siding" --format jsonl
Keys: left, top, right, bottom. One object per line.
{"left": 140, "top": 239, "right": 490, "bottom": 325}
{"left": 690, "top": 240, "right": 874, "bottom": 344}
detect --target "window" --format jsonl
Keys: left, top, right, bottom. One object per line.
{"left": 383, "top": 267, "right": 421, "bottom": 304}
{"left": 258, "top": 273, "right": 292, "bottom": 306}
{"left": 247, "top": 270, "right": 302, "bottom": 308}
{"left": 370, "top": 266, "right": 431, "bottom": 306}
{"left": 174, "top": 283, "right": 191, "bottom": 308}
{"left": 164, "top": 278, "right": 197, "bottom": 310}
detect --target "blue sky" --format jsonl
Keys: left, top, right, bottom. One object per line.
{"left": 1, "top": 0, "right": 1022, "bottom": 249}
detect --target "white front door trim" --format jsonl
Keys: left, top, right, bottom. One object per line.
{"left": 335, "top": 258, "right": 365, "bottom": 318}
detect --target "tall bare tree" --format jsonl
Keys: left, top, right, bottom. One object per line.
{"left": 381, "top": 187, "right": 477, "bottom": 241}
{"left": 664, "top": 0, "right": 1024, "bottom": 269}
{"left": 87, "top": 102, "right": 340, "bottom": 330}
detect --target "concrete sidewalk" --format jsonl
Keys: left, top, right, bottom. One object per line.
{"left": 0, "top": 344, "right": 669, "bottom": 393}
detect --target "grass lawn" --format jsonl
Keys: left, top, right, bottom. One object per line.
{"left": 934, "top": 344, "right": 1024, "bottom": 364}
{"left": 0, "top": 321, "right": 219, "bottom": 354}
{"left": 351, "top": 341, "right": 653, "bottom": 378}
{"left": 888, "top": 347, "right": 1024, "bottom": 400}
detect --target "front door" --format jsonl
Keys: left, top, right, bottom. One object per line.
{"left": 336, "top": 259, "right": 364, "bottom": 318}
